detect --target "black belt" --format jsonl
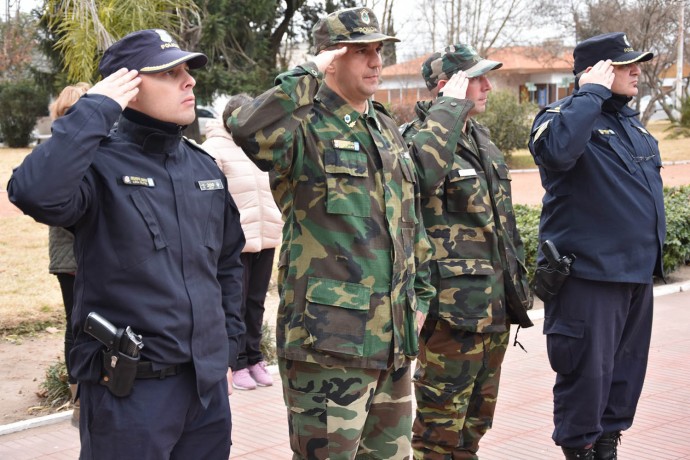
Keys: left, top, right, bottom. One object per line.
{"left": 136, "top": 361, "right": 191, "bottom": 379}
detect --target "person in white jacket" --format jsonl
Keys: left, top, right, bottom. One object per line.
{"left": 202, "top": 93, "right": 284, "bottom": 390}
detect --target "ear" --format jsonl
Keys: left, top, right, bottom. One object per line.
{"left": 437, "top": 79, "right": 448, "bottom": 91}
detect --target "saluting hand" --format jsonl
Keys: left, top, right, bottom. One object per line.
{"left": 439, "top": 71, "right": 469, "bottom": 100}
{"left": 88, "top": 68, "right": 141, "bottom": 110}
{"left": 312, "top": 46, "right": 349, "bottom": 74}
{"left": 579, "top": 59, "right": 615, "bottom": 90}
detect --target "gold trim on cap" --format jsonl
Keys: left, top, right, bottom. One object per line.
{"left": 611, "top": 52, "right": 653, "bottom": 66}
{"left": 140, "top": 54, "right": 204, "bottom": 73}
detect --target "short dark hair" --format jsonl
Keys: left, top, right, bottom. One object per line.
{"left": 222, "top": 93, "right": 253, "bottom": 127}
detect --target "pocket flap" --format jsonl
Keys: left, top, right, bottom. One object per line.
{"left": 493, "top": 161, "right": 511, "bottom": 180}
{"left": 306, "top": 277, "right": 371, "bottom": 310}
{"left": 284, "top": 387, "right": 326, "bottom": 415}
{"left": 543, "top": 316, "right": 585, "bottom": 339}
{"left": 324, "top": 149, "right": 368, "bottom": 177}
{"left": 437, "top": 258, "right": 494, "bottom": 278}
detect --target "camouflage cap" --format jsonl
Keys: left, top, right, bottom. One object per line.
{"left": 421, "top": 44, "right": 502, "bottom": 91}
{"left": 312, "top": 7, "right": 400, "bottom": 54}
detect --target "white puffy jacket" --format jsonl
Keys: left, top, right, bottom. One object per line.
{"left": 202, "top": 120, "right": 283, "bottom": 253}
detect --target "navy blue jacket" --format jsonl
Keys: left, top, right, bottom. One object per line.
{"left": 528, "top": 84, "right": 665, "bottom": 283}
{"left": 8, "top": 94, "right": 245, "bottom": 405}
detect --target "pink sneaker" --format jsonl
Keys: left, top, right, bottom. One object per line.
{"left": 232, "top": 368, "right": 257, "bottom": 390}
{"left": 248, "top": 361, "right": 273, "bottom": 387}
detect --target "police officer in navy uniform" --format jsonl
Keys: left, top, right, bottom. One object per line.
{"left": 528, "top": 32, "right": 665, "bottom": 460}
{"left": 8, "top": 29, "right": 245, "bottom": 460}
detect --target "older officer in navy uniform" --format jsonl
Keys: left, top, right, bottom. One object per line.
{"left": 8, "top": 29, "right": 245, "bottom": 460}
{"left": 528, "top": 32, "right": 665, "bottom": 460}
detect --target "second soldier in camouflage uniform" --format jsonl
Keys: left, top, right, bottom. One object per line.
{"left": 229, "top": 7, "right": 435, "bottom": 460}
{"left": 402, "top": 44, "right": 533, "bottom": 459}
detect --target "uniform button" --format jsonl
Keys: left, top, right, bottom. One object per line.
{"left": 450, "top": 102, "right": 457, "bottom": 107}
{"left": 439, "top": 100, "right": 445, "bottom": 104}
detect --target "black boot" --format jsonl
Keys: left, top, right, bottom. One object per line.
{"left": 594, "top": 431, "right": 621, "bottom": 460}
{"left": 562, "top": 446, "right": 594, "bottom": 459}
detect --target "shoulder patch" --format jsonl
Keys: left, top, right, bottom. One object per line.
{"left": 532, "top": 120, "right": 551, "bottom": 142}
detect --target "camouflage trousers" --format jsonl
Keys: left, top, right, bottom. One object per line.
{"left": 412, "top": 320, "right": 509, "bottom": 459}
{"left": 278, "top": 357, "right": 414, "bottom": 460}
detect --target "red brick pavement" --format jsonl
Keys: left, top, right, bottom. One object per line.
{"left": 2, "top": 287, "right": 690, "bottom": 459}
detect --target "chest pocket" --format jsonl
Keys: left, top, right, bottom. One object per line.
{"left": 445, "top": 160, "right": 488, "bottom": 214}
{"left": 114, "top": 189, "right": 168, "bottom": 269}
{"left": 603, "top": 132, "right": 638, "bottom": 174}
{"left": 399, "top": 152, "right": 417, "bottom": 223}
{"left": 324, "top": 148, "right": 370, "bottom": 217}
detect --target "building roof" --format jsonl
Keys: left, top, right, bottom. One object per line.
{"left": 382, "top": 45, "right": 574, "bottom": 78}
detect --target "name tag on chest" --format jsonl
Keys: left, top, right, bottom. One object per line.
{"left": 122, "top": 176, "right": 155, "bottom": 187}
{"left": 197, "top": 179, "right": 224, "bottom": 191}
{"left": 456, "top": 168, "right": 477, "bottom": 178}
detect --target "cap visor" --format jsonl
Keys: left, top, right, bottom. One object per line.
{"left": 612, "top": 51, "right": 654, "bottom": 66}
{"left": 338, "top": 33, "right": 401, "bottom": 45}
{"left": 139, "top": 52, "right": 208, "bottom": 74}
{"left": 465, "top": 60, "right": 503, "bottom": 78}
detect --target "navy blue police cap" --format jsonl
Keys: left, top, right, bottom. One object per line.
{"left": 573, "top": 32, "right": 653, "bottom": 75}
{"left": 99, "top": 29, "right": 207, "bottom": 78}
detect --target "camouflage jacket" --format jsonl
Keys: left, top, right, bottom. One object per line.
{"left": 229, "top": 62, "right": 435, "bottom": 370}
{"left": 403, "top": 99, "right": 527, "bottom": 333}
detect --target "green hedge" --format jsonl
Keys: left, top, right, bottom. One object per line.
{"left": 515, "top": 186, "right": 690, "bottom": 278}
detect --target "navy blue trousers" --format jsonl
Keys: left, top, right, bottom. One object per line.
{"left": 544, "top": 277, "right": 653, "bottom": 448}
{"left": 79, "top": 366, "right": 231, "bottom": 460}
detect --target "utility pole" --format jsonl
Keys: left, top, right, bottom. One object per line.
{"left": 676, "top": 0, "right": 685, "bottom": 110}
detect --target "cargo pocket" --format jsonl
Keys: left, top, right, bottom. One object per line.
{"left": 412, "top": 378, "right": 461, "bottom": 446}
{"left": 284, "top": 387, "right": 327, "bottom": 457}
{"left": 304, "top": 277, "right": 371, "bottom": 357}
{"left": 544, "top": 316, "right": 586, "bottom": 375}
{"left": 437, "top": 258, "right": 494, "bottom": 322}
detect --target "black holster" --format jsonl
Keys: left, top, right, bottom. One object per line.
{"left": 98, "top": 326, "right": 141, "bottom": 397}
{"left": 100, "top": 348, "right": 140, "bottom": 397}
{"left": 531, "top": 265, "right": 570, "bottom": 301}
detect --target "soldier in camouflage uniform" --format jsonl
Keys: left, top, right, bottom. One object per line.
{"left": 228, "top": 7, "right": 436, "bottom": 460}
{"left": 401, "top": 44, "right": 533, "bottom": 459}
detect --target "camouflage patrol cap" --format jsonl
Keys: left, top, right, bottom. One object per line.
{"left": 421, "top": 44, "right": 502, "bottom": 91}
{"left": 312, "top": 7, "right": 400, "bottom": 54}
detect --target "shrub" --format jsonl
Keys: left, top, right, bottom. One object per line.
{"left": 38, "top": 360, "right": 71, "bottom": 409}
{"left": 514, "top": 187, "right": 690, "bottom": 278}
{"left": 260, "top": 321, "right": 278, "bottom": 365}
{"left": 663, "top": 186, "right": 690, "bottom": 273}
{"left": 0, "top": 80, "right": 49, "bottom": 147}
{"left": 476, "top": 91, "right": 538, "bottom": 159}
{"left": 514, "top": 204, "right": 541, "bottom": 278}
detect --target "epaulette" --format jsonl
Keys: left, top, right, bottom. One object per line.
{"left": 545, "top": 105, "right": 562, "bottom": 113}
{"left": 399, "top": 121, "right": 413, "bottom": 137}
{"left": 372, "top": 100, "right": 394, "bottom": 118}
{"left": 183, "top": 136, "right": 215, "bottom": 160}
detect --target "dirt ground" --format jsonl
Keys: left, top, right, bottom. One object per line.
{"left": 1, "top": 162, "right": 689, "bottom": 426}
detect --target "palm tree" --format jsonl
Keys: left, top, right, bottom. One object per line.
{"left": 43, "top": 0, "right": 200, "bottom": 82}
